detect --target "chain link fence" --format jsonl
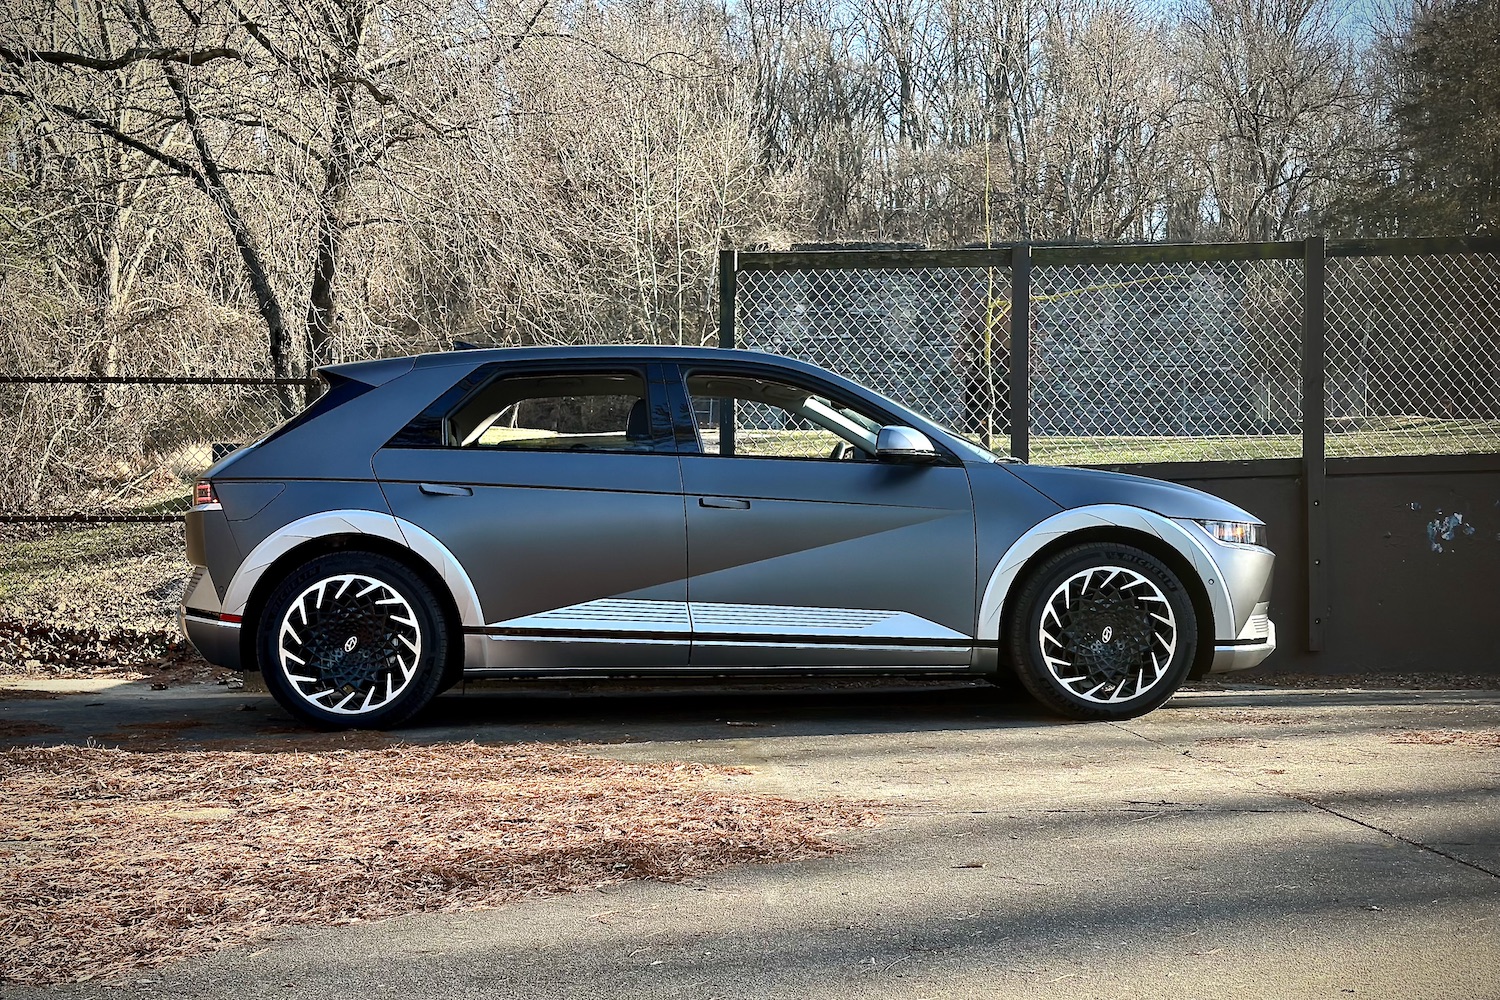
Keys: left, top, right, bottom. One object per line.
{"left": 1027, "top": 256, "right": 1302, "bottom": 465}
{"left": 1325, "top": 252, "right": 1500, "bottom": 457}
{"left": 728, "top": 239, "right": 1500, "bottom": 465}
{"left": 4, "top": 238, "right": 1499, "bottom": 662}
{"left": 0, "top": 377, "right": 318, "bottom": 646}
{"left": 731, "top": 257, "right": 1013, "bottom": 451}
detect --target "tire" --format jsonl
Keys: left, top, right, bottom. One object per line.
{"left": 1006, "top": 541, "right": 1197, "bottom": 721}
{"left": 256, "top": 551, "right": 451, "bottom": 729}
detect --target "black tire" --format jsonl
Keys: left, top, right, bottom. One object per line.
{"left": 1006, "top": 541, "right": 1197, "bottom": 721}
{"left": 256, "top": 551, "right": 450, "bottom": 729}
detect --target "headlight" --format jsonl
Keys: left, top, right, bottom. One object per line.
{"left": 1196, "top": 519, "right": 1268, "bottom": 548}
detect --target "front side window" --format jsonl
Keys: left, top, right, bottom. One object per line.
{"left": 685, "top": 372, "right": 884, "bottom": 460}
{"left": 446, "top": 371, "right": 661, "bottom": 452}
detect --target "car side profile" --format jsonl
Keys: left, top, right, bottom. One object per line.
{"left": 181, "top": 346, "right": 1276, "bottom": 728}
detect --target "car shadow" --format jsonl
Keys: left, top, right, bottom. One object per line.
{"left": 405, "top": 678, "right": 1061, "bottom": 744}
{"left": 0, "top": 678, "right": 1074, "bottom": 752}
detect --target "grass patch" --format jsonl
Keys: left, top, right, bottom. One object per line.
{"left": 0, "top": 742, "right": 876, "bottom": 985}
{"left": 1026, "top": 418, "right": 1500, "bottom": 465}
{"left": 0, "top": 521, "right": 185, "bottom": 635}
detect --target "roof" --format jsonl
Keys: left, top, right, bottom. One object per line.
{"left": 408, "top": 344, "right": 790, "bottom": 369}
{"left": 320, "top": 345, "right": 833, "bottom": 385}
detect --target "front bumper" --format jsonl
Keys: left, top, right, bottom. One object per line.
{"left": 1208, "top": 604, "right": 1276, "bottom": 673}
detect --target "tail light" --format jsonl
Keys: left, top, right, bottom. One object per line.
{"left": 194, "top": 480, "right": 221, "bottom": 509}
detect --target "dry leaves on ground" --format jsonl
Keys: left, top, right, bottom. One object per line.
{"left": 0, "top": 614, "right": 216, "bottom": 683}
{"left": 1230, "top": 671, "right": 1500, "bottom": 690}
{"left": 1389, "top": 729, "right": 1500, "bottom": 748}
{"left": 0, "top": 742, "right": 875, "bottom": 985}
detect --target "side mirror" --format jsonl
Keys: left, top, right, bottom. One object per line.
{"left": 875, "top": 425, "right": 940, "bottom": 464}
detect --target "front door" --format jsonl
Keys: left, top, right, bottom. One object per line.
{"left": 374, "top": 362, "right": 689, "bottom": 669}
{"left": 672, "top": 364, "right": 978, "bottom": 668}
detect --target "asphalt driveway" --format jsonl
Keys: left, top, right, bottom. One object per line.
{"left": 2, "top": 677, "right": 1498, "bottom": 999}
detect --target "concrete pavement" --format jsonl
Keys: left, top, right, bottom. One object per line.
{"left": 2, "top": 678, "right": 1497, "bottom": 999}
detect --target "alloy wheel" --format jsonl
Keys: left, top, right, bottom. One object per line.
{"left": 276, "top": 573, "right": 423, "bottom": 715}
{"left": 1037, "top": 564, "right": 1177, "bottom": 704}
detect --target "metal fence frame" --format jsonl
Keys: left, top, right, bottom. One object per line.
{"left": 720, "top": 236, "right": 1500, "bottom": 659}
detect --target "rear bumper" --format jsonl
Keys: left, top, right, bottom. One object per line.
{"left": 182, "top": 613, "right": 243, "bottom": 671}
{"left": 180, "top": 565, "right": 244, "bottom": 671}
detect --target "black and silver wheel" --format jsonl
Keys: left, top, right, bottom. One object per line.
{"left": 257, "top": 551, "right": 450, "bottom": 728}
{"left": 1007, "top": 541, "right": 1197, "bottom": 721}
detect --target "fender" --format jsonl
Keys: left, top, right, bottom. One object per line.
{"left": 221, "top": 509, "right": 484, "bottom": 627}
{"left": 977, "top": 504, "right": 1236, "bottom": 643}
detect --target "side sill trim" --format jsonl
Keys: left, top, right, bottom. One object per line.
{"left": 466, "top": 625, "right": 996, "bottom": 649}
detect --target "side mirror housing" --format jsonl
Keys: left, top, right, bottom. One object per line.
{"left": 875, "top": 425, "right": 941, "bottom": 464}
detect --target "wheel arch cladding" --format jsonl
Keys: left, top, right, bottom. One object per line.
{"left": 241, "top": 533, "right": 463, "bottom": 677}
{"left": 980, "top": 507, "right": 1225, "bottom": 678}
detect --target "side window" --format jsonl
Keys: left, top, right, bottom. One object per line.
{"left": 445, "top": 371, "right": 662, "bottom": 453}
{"left": 685, "top": 372, "right": 883, "bottom": 460}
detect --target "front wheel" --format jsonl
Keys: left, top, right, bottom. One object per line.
{"left": 256, "top": 551, "right": 450, "bottom": 729}
{"left": 1006, "top": 542, "right": 1197, "bottom": 721}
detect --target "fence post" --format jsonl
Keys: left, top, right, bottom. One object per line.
{"left": 717, "top": 247, "right": 738, "bottom": 456}
{"left": 1009, "top": 243, "right": 1031, "bottom": 462}
{"left": 1301, "top": 235, "right": 1328, "bottom": 652}
{"left": 718, "top": 248, "right": 737, "bottom": 351}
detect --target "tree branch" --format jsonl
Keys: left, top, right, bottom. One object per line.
{"left": 0, "top": 87, "right": 204, "bottom": 185}
{"left": 0, "top": 45, "right": 245, "bottom": 71}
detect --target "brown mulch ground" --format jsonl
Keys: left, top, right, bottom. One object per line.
{"left": 0, "top": 688, "right": 58, "bottom": 701}
{"left": 0, "top": 742, "right": 878, "bottom": 986}
{"left": 1389, "top": 729, "right": 1500, "bottom": 748}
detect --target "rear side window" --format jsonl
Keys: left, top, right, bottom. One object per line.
{"left": 452, "top": 372, "right": 652, "bottom": 451}
{"left": 388, "top": 367, "right": 671, "bottom": 453}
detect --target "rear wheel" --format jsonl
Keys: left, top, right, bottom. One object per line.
{"left": 1007, "top": 542, "right": 1197, "bottom": 721}
{"left": 257, "top": 551, "right": 450, "bottom": 728}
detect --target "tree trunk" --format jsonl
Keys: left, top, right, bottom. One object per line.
{"left": 304, "top": 83, "right": 357, "bottom": 402}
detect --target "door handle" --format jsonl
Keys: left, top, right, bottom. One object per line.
{"left": 419, "top": 483, "right": 473, "bottom": 497}
{"left": 699, "top": 496, "right": 750, "bottom": 509}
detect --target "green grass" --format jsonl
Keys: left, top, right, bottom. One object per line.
{"left": 0, "top": 522, "right": 179, "bottom": 609}
{"left": 1031, "top": 435, "right": 1301, "bottom": 465}
{"left": 1026, "top": 418, "right": 1500, "bottom": 466}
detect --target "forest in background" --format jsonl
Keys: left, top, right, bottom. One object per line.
{"left": 1, "top": 0, "right": 1497, "bottom": 380}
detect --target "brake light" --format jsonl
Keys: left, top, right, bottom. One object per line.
{"left": 194, "top": 480, "right": 221, "bottom": 508}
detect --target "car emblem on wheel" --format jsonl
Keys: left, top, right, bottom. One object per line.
{"left": 1101, "top": 626, "right": 1113, "bottom": 643}
{"left": 344, "top": 636, "right": 358, "bottom": 653}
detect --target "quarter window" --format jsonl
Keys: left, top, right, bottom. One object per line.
{"left": 445, "top": 372, "right": 660, "bottom": 452}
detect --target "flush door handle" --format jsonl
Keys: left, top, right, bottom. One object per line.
{"left": 699, "top": 496, "right": 750, "bottom": 509}
{"left": 419, "top": 483, "right": 473, "bottom": 497}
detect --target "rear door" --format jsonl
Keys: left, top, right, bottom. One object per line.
{"left": 374, "top": 361, "right": 689, "bottom": 669}
{"left": 670, "top": 362, "right": 978, "bottom": 669}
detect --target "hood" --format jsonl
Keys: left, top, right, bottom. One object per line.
{"left": 1003, "top": 464, "right": 1263, "bottom": 523}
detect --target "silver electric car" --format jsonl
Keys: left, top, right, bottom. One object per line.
{"left": 181, "top": 347, "right": 1276, "bottom": 728}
